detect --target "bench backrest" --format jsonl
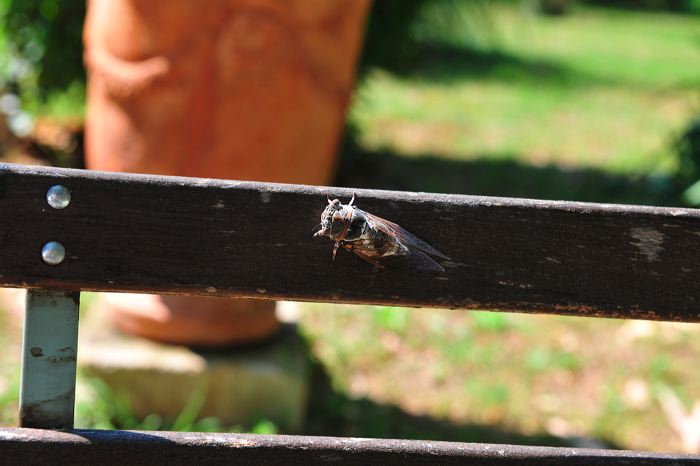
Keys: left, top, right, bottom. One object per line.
{"left": 1, "top": 163, "right": 698, "bottom": 320}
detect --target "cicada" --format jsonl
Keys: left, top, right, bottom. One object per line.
{"left": 313, "top": 193, "right": 449, "bottom": 273}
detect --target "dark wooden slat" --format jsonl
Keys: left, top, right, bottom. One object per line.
{"left": 0, "top": 163, "right": 699, "bottom": 321}
{"left": 1, "top": 428, "right": 697, "bottom": 465}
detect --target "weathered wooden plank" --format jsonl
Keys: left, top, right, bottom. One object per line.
{"left": 0, "top": 163, "right": 699, "bottom": 321}
{"left": 1, "top": 428, "right": 697, "bottom": 465}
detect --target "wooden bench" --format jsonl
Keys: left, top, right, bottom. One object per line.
{"left": 0, "top": 162, "right": 698, "bottom": 464}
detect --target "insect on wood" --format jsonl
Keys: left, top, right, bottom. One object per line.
{"left": 313, "top": 194, "right": 450, "bottom": 273}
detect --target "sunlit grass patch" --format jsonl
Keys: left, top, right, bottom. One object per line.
{"left": 350, "top": 5, "right": 700, "bottom": 178}
{"left": 299, "top": 303, "right": 700, "bottom": 452}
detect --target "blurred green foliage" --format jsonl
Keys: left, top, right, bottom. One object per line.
{"left": 677, "top": 118, "right": 700, "bottom": 204}
{"left": 1, "top": 0, "right": 85, "bottom": 97}
{"left": 359, "top": 1, "right": 500, "bottom": 75}
{"left": 584, "top": 0, "right": 700, "bottom": 12}
{"left": 471, "top": 311, "right": 512, "bottom": 333}
{"left": 359, "top": 0, "right": 428, "bottom": 74}
{"left": 372, "top": 306, "right": 411, "bottom": 333}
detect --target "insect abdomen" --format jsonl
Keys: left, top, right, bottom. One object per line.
{"left": 361, "top": 220, "right": 403, "bottom": 257}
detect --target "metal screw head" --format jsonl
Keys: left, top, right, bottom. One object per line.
{"left": 41, "top": 241, "right": 66, "bottom": 265}
{"left": 46, "top": 185, "right": 71, "bottom": 209}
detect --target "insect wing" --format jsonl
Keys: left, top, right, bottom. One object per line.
{"left": 343, "top": 240, "right": 445, "bottom": 274}
{"left": 355, "top": 210, "right": 448, "bottom": 274}
{"left": 341, "top": 242, "right": 384, "bottom": 268}
{"left": 361, "top": 211, "right": 450, "bottom": 260}
{"left": 386, "top": 247, "right": 445, "bottom": 274}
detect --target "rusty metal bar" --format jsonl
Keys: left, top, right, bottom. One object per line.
{"left": 19, "top": 290, "right": 80, "bottom": 429}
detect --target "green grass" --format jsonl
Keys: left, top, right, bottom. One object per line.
{"left": 23, "top": 81, "right": 85, "bottom": 123}
{"left": 0, "top": 2, "right": 85, "bottom": 124}
{"left": 75, "top": 375, "right": 278, "bottom": 434}
{"left": 299, "top": 304, "right": 700, "bottom": 452}
{"left": 350, "top": 4, "right": 700, "bottom": 177}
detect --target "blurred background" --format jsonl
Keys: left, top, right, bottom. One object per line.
{"left": 1, "top": 0, "right": 700, "bottom": 455}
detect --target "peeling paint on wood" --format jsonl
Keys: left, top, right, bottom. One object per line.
{"left": 630, "top": 226, "right": 666, "bottom": 262}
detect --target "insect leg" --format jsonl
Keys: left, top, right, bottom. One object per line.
{"left": 331, "top": 241, "right": 342, "bottom": 263}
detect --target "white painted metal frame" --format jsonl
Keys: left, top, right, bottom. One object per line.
{"left": 19, "top": 290, "right": 80, "bottom": 429}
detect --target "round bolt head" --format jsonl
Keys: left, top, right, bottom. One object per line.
{"left": 46, "top": 185, "right": 71, "bottom": 209}
{"left": 41, "top": 241, "right": 66, "bottom": 265}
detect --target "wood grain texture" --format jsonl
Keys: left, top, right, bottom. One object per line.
{"left": 1, "top": 163, "right": 699, "bottom": 321}
{"left": 1, "top": 428, "right": 698, "bottom": 465}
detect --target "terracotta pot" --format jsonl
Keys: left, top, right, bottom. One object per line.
{"left": 83, "top": 0, "right": 370, "bottom": 345}
{"left": 99, "top": 294, "right": 281, "bottom": 347}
